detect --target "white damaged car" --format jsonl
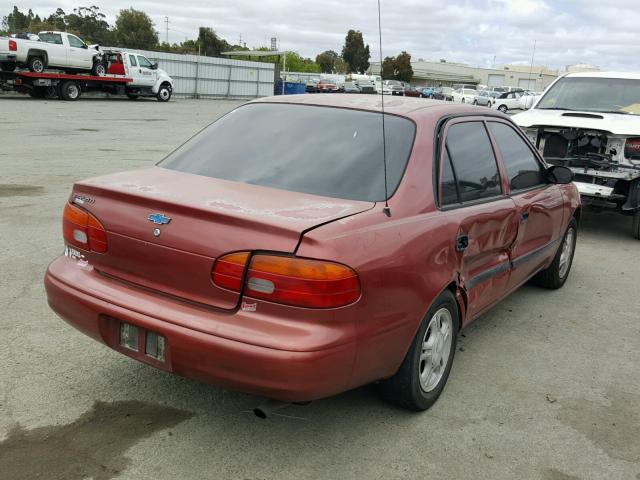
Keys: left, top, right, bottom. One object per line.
{"left": 514, "top": 72, "right": 640, "bottom": 239}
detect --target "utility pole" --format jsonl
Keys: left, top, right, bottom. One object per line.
{"left": 164, "top": 16, "right": 169, "bottom": 44}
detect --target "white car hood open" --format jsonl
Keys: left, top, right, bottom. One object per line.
{"left": 514, "top": 108, "right": 640, "bottom": 136}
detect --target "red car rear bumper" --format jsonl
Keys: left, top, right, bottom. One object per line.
{"left": 44, "top": 256, "right": 356, "bottom": 402}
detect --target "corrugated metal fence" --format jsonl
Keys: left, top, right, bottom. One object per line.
{"left": 106, "top": 47, "right": 276, "bottom": 99}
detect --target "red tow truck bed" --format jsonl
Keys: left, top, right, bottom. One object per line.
{"left": 0, "top": 70, "right": 133, "bottom": 100}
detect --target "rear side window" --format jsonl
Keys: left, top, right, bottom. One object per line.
{"left": 161, "top": 103, "right": 416, "bottom": 202}
{"left": 129, "top": 55, "right": 137, "bottom": 67}
{"left": 444, "top": 122, "right": 502, "bottom": 203}
{"left": 488, "top": 122, "right": 545, "bottom": 190}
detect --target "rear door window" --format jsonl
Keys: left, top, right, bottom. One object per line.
{"left": 488, "top": 122, "right": 545, "bottom": 190}
{"left": 444, "top": 122, "right": 502, "bottom": 203}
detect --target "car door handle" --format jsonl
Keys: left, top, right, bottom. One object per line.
{"left": 456, "top": 234, "right": 469, "bottom": 252}
{"left": 520, "top": 212, "right": 530, "bottom": 223}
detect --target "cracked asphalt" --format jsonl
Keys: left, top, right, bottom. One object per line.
{"left": 0, "top": 96, "right": 639, "bottom": 480}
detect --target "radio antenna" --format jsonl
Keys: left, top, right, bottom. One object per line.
{"left": 377, "top": 0, "right": 391, "bottom": 217}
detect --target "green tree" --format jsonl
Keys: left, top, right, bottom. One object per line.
{"left": 198, "top": 27, "right": 229, "bottom": 56}
{"left": 381, "top": 56, "right": 396, "bottom": 79}
{"left": 114, "top": 8, "right": 157, "bottom": 49}
{"left": 381, "top": 52, "right": 414, "bottom": 82}
{"left": 45, "top": 8, "right": 67, "bottom": 31}
{"left": 341, "top": 30, "right": 370, "bottom": 74}
{"left": 284, "top": 51, "right": 320, "bottom": 73}
{"left": 333, "top": 57, "right": 349, "bottom": 74}
{"left": 65, "top": 6, "right": 113, "bottom": 44}
{"left": 3, "top": 6, "right": 35, "bottom": 32}
{"left": 394, "top": 51, "right": 413, "bottom": 83}
{"left": 316, "top": 50, "right": 339, "bottom": 73}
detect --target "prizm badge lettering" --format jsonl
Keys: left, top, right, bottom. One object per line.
{"left": 73, "top": 194, "right": 95, "bottom": 205}
{"left": 148, "top": 213, "right": 172, "bottom": 225}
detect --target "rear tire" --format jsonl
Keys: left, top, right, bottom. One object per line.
{"left": 632, "top": 211, "right": 640, "bottom": 240}
{"left": 379, "top": 290, "right": 459, "bottom": 411}
{"left": 1, "top": 61, "right": 16, "bottom": 72}
{"left": 27, "top": 56, "right": 46, "bottom": 73}
{"left": 59, "top": 81, "right": 81, "bottom": 101}
{"left": 534, "top": 218, "right": 578, "bottom": 289}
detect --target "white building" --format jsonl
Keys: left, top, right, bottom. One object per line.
{"left": 369, "top": 59, "right": 560, "bottom": 90}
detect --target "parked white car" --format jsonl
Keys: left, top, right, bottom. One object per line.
{"left": 0, "top": 31, "right": 103, "bottom": 74}
{"left": 519, "top": 91, "right": 543, "bottom": 110}
{"left": 452, "top": 87, "right": 478, "bottom": 104}
{"left": 492, "top": 90, "right": 525, "bottom": 113}
{"left": 382, "top": 80, "right": 404, "bottom": 95}
{"left": 514, "top": 71, "right": 640, "bottom": 239}
{"left": 473, "top": 90, "right": 495, "bottom": 107}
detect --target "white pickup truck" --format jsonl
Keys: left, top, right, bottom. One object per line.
{"left": 0, "top": 31, "right": 104, "bottom": 75}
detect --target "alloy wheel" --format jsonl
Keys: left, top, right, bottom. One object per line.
{"left": 559, "top": 228, "right": 575, "bottom": 279}
{"left": 419, "top": 308, "right": 453, "bottom": 392}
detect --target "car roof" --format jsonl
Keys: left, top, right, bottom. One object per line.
{"left": 250, "top": 94, "right": 508, "bottom": 121}
{"left": 564, "top": 71, "right": 640, "bottom": 80}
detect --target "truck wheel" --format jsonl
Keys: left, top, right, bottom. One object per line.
{"left": 534, "top": 218, "right": 578, "bottom": 289}
{"left": 28, "top": 56, "right": 46, "bottom": 73}
{"left": 1, "top": 62, "right": 16, "bottom": 72}
{"left": 378, "top": 290, "right": 459, "bottom": 411}
{"left": 126, "top": 92, "right": 139, "bottom": 100}
{"left": 59, "top": 81, "right": 81, "bottom": 101}
{"left": 156, "top": 84, "right": 172, "bottom": 102}
{"left": 92, "top": 62, "right": 106, "bottom": 77}
{"left": 632, "top": 212, "right": 640, "bottom": 240}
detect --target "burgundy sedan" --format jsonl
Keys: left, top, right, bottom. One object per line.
{"left": 45, "top": 95, "right": 580, "bottom": 411}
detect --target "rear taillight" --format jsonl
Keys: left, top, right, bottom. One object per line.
{"left": 63, "top": 202, "right": 108, "bottom": 253}
{"left": 212, "top": 252, "right": 360, "bottom": 309}
{"left": 9, "top": 40, "right": 17, "bottom": 51}
{"left": 211, "top": 252, "right": 250, "bottom": 291}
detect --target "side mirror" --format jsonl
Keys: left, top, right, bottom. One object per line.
{"left": 546, "top": 165, "right": 574, "bottom": 184}
{"left": 82, "top": 44, "right": 88, "bottom": 49}
{"left": 151, "top": 62, "right": 158, "bottom": 70}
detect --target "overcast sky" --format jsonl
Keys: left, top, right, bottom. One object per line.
{"left": 8, "top": 0, "right": 640, "bottom": 70}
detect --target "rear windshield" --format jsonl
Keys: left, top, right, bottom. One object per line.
{"left": 39, "top": 32, "right": 62, "bottom": 44}
{"left": 160, "top": 103, "right": 416, "bottom": 202}
{"left": 537, "top": 77, "right": 640, "bottom": 115}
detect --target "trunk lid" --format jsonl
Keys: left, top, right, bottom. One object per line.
{"left": 72, "top": 167, "right": 373, "bottom": 310}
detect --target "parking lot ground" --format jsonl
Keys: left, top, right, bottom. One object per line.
{"left": 1, "top": 97, "right": 639, "bottom": 480}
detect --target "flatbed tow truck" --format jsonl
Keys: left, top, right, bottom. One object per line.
{"left": 0, "top": 70, "right": 132, "bottom": 100}
{"left": 0, "top": 50, "right": 174, "bottom": 101}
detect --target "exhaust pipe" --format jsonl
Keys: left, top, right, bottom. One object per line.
{"left": 253, "top": 399, "right": 292, "bottom": 419}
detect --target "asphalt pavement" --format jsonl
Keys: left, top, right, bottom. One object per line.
{"left": 0, "top": 96, "right": 638, "bottom": 480}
